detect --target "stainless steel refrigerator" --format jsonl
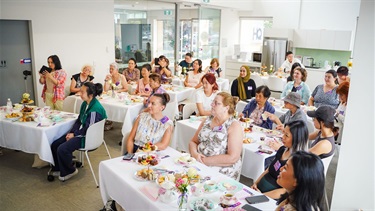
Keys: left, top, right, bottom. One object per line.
{"left": 261, "top": 38, "right": 289, "bottom": 72}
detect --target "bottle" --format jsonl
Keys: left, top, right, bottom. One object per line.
{"left": 182, "top": 67, "right": 186, "bottom": 75}
{"left": 6, "top": 98, "right": 12, "bottom": 113}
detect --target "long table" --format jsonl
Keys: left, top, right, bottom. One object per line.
{"left": 99, "top": 147, "right": 277, "bottom": 210}
{"left": 172, "top": 77, "right": 230, "bottom": 92}
{"left": 0, "top": 110, "right": 78, "bottom": 165}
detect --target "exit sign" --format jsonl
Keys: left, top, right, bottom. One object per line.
{"left": 202, "top": 0, "right": 210, "bottom": 3}
{"left": 164, "top": 10, "right": 172, "bottom": 16}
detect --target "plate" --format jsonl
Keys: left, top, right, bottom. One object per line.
{"left": 217, "top": 180, "right": 243, "bottom": 193}
{"left": 174, "top": 157, "right": 196, "bottom": 165}
{"left": 20, "top": 100, "right": 34, "bottom": 104}
{"left": 137, "top": 153, "right": 160, "bottom": 166}
{"left": 134, "top": 168, "right": 156, "bottom": 181}
{"left": 5, "top": 112, "right": 22, "bottom": 120}
{"left": 189, "top": 198, "right": 217, "bottom": 211}
{"left": 138, "top": 144, "right": 158, "bottom": 152}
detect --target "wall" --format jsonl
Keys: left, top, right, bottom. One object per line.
{"left": 330, "top": 0, "right": 374, "bottom": 209}
{"left": 0, "top": 0, "right": 115, "bottom": 106}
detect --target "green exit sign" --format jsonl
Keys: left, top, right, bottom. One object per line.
{"left": 164, "top": 10, "right": 172, "bottom": 16}
{"left": 202, "top": 0, "right": 210, "bottom": 3}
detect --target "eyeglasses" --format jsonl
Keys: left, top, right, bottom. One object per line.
{"left": 211, "top": 101, "right": 223, "bottom": 106}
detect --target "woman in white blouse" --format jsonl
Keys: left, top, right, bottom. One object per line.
{"left": 196, "top": 73, "right": 218, "bottom": 116}
{"left": 184, "top": 59, "right": 204, "bottom": 89}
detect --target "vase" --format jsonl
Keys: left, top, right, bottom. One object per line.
{"left": 177, "top": 192, "right": 188, "bottom": 211}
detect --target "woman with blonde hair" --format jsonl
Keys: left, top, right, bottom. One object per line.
{"left": 69, "top": 64, "right": 94, "bottom": 95}
{"left": 231, "top": 65, "right": 256, "bottom": 100}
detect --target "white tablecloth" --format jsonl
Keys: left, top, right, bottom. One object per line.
{"left": 0, "top": 111, "right": 78, "bottom": 165}
{"left": 99, "top": 147, "right": 277, "bottom": 210}
{"left": 171, "top": 119, "right": 276, "bottom": 180}
{"left": 172, "top": 77, "right": 230, "bottom": 91}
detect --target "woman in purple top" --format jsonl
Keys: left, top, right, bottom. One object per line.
{"left": 143, "top": 73, "right": 166, "bottom": 112}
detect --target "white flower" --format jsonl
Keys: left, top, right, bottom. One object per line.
{"left": 187, "top": 167, "right": 197, "bottom": 178}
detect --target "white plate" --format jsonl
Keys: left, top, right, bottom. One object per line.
{"left": 174, "top": 157, "right": 196, "bottom": 165}
{"left": 189, "top": 198, "right": 217, "bottom": 211}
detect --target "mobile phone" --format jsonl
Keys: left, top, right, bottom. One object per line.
{"left": 258, "top": 149, "right": 273, "bottom": 154}
{"left": 39, "top": 65, "right": 52, "bottom": 74}
{"left": 154, "top": 57, "right": 159, "bottom": 65}
{"left": 241, "top": 204, "right": 262, "bottom": 211}
{"left": 245, "top": 195, "right": 269, "bottom": 204}
{"left": 123, "top": 152, "right": 134, "bottom": 160}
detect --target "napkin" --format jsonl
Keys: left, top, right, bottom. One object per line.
{"left": 140, "top": 185, "right": 159, "bottom": 201}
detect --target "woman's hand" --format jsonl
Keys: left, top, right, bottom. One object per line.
{"left": 43, "top": 70, "right": 52, "bottom": 79}
{"left": 66, "top": 133, "right": 74, "bottom": 141}
{"left": 251, "top": 183, "right": 260, "bottom": 192}
{"left": 192, "top": 152, "right": 206, "bottom": 163}
{"left": 238, "top": 113, "right": 244, "bottom": 118}
{"left": 264, "top": 111, "right": 276, "bottom": 121}
{"left": 275, "top": 124, "right": 284, "bottom": 131}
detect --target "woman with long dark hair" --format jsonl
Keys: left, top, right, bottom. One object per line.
{"left": 184, "top": 59, "right": 204, "bottom": 89}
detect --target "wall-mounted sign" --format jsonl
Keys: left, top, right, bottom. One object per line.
{"left": 20, "top": 58, "right": 31, "bottom": 64}
{"left": 202, "top": 0, "right": 210, "bottom": 3}
{"left": 164, "top": 10, "right": 172, "bottom": 16}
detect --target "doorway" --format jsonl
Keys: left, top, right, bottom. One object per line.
{"left": 0, "top": 20, "right": 35, "bottom": 105}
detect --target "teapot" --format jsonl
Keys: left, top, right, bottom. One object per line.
{"left": 158, "top": 188, "right": 177, "bottom": 203}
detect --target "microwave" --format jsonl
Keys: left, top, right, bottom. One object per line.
{"left": 252, "top": 53, "right": 262, "bottom": 62}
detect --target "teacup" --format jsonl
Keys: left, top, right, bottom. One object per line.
{"left": 190, "top": 115, "right": 197, "bottom": 122}
{"left": 191, "top": 183, "right": 205, "bottom": 196}
{"left": 204, "top": 180, "right": 217, "bottom": 192}
{"left": 220, "top": 192, "right": 237, "bottom": 205}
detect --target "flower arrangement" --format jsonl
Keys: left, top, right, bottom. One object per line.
{"left": 110, "top": 81, "right": 120, "bottom": 90}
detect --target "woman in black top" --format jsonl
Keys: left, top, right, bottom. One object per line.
{"left": 230, "top": 65, "right": 256, "bottom": 100}
{"left": 251, "top": 120, "right": 309, "bottom": 199}
{"left": 69, "top": 64, "right": 94, "bottom": 95}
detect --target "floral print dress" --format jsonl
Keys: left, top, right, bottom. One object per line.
{"left": 197, "top": 116, "right": 242, "bottom": 180}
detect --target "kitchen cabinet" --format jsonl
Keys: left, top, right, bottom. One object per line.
{"left": 319, "top": 30, "right": 335, "bottom": 49}
{"left": 334, "top": 31, "right": 352, "bottom": 51}
{"left": 225, "top": 59, "right": 261, "bottom": 82}
{"left": 305, "top": 30, "right": 320, "bottom": 49}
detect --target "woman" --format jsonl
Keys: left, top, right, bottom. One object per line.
{"left": 286, "top": 62, "right": 301, "bottom": 82}
{"left": 123, "top": 58, "right": 140, "bottom": 83}
{"left": 281, "top": 67, "right": 311, "bottom": 105}
{"left": 152, "top": 55, "right": 172, "bottom": 84}
{"left": 50, "top": 82, "right": 107, "bottom": 181}
{"left": 307, "top": 105, "right": 336, "bottom": 159}
{"left": 104, "top": 62, "right": 128, "bottom": 93}
{"left": 308, "top": 69, "right": 339, "bottom": 108}
{"left": 276, "top": 151, "right": 325, "bottom": 211}
{"left": 231, "top": 65, "right": 256, "bottom": 100}
{"left": 184, "top": 59, "right": 204, "bottom": 89}
{"left": 69, "top": 64, "right": 94, "bottom": 95}
{"left": 189, "top": 92, "right": 242, "bottom": 180}
{"left": 135, "top": 64, "right": 152, "bottom": 97}
{"left": 266, "top": 92, "right": 307, "bottom": 131}
{"left": 334, "top": 81, "right": 350, "bottom": 144}
{"left": 143, "top": 73, "right": 166, "bottom": 110}
{"left": 126, "top": 93, "right": 173, "bottom": 153}
{"left": 195, "top": 73, "right": 219, "bottom": 116}
{"left": 39, "top": 55, "right": 67, "bottom": 111}
{"left": 251, "top": 120, "right": 309, "bottom": 199}
{"left": 240, "top": 85, "right": 275, "bottom": 129}
{"left": 204, "top": 58, "right": 222, "bottom": 77}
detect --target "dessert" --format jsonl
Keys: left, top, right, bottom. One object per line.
{"left": 21, "top": 93, "right": 34, "bottom": 104}
{"left": 5, "top": 113, "right": 21, "bottom": 118}
{"left": 243, "top": 138, "right": 253, "bottom": 144}
{"left": 139, "top": 142, "right": 157, "bottom": 152}
{"left": 137, "top": 154, "right": 159, "bottom": 166}
{"left": 136, "top": 168, "right": 155, "bottom": 180}
{"left": 191, "top": 198, "right": 215, "bottom": 211}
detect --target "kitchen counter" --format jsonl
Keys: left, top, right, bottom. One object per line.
{"left": 225, "top": 59, "right": 261, "bottom": 81}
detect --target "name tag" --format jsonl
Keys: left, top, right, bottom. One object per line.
{"left": 247, "top": 86, "right": 253, "bottom": 91}
{"left": 274, "top": 160, "right": 281, "bottom": 171}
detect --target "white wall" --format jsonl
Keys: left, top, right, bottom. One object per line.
{"left": 0, "top": 0, "right": 115, "bottom": 106}
{"left": 330, "top": 0, "right": 374, "bottom": 209}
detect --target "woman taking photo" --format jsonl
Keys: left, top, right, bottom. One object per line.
{"left": 152, "top": 55, "right": 172, "bottom": 84}
{"left": 126, "top": 93, "right": 173, "bottom": 153}
{"left": 104, "top": 62, "right": 128, "bottom": 93}
{"left": 123, "top": 58, "right": 140, "bottom": 83}
{"left": 195, "top": 73, "right": 218, "bottom": 116}
{"left": 251, "top": 120, "right": 309, "bottom": 199}
{"left": 189, "top": 92, "right": 242, "bottom": 180}
{"left": 231, "top": 65, "right": 256, "bottom": 100}
{"left": 69, "top": 64, "right": 94, "bottom": 95}
{"left": 50, "top": 82, "right": 107, "bottom": 181}
{"left": 309, "top": 69, "right": 339, "bottom": 108}
{"left": 281, "top": 67, "right": 311, "bottom": 105}
{"left": 276, "top": 151, "right": 325, "bottom": 211}
{"left": 184, "top": 59, "right": 204, "bottom": 89}
{"left": 240, "top": 85, "right": 275, "bottom": 129}
{"left": 204, "top": 58, "right": 222, "bottom": 77}
{"left": 39, "top": 55, "right": 67, "bottom": 111}
{"left": 135, "top": 64, "right": 152, "bottom": 97}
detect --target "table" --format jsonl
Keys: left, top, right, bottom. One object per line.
{"left": 99, "top": 147, "right": 277, "bottom": 210}
{"left": 171, "top": 119, "right": 277, "bottom": 180}
{"left": 172, "top": 77, "right": 230, "bottom": 91}
{"left": 0, "top": 111, "right": 78, "bottom": 165}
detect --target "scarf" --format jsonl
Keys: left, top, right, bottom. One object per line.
{"left": 237, "top": 65, "right": 251, "bottom": 100}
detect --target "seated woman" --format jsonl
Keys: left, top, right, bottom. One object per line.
{"left": 189, "top": 92, "right": 242, "bottom": 180}
{"left": 152, "top": 55, "right": 172, "bottom": 84}
{"left": 143, "top": 73, "right": 166, "bottom": 111}
{"left": 334, "top": 81, "right": 350, "bottom": 144}
{"left": 266, "top": 92, "right": 307, "bottom": 131}
{"left": 135, "top": 64, "right": 152, "bottom": 97}
{"left": 307, "top": 105, "right": 336, "bottom": 159}
{"left": 231, "top": 65, "right": 256, "bottom": 100}
{"left": 286, "top": 62, "right": 301, "bottom": 82}
{"left": 308, "top": 69, "right": 339, "bottom": 108}
{"left": 50, "top": 82, "right": 107, "bottom": 181}
{"left": 280, "top": 67, "right": 311, "bottom": 105}
{"left": 195, "top": 73, "right": 218, "bottom": 116}
{"left": 240, "top": 85, "right": 275, "bottom": 129}
{"left": 123, "top": 58, "right": 140, "bottom": 83}
{"left": 251, "top": 120, "right": 309, "bottom": 199}
{"left": 276, "top": 151, "right": 325, "bottom": 211}
{"left": 184, "top": 59, "right": 204, "bottom": 89}
{"left": 204, "top": 58, "right": 222, "bottom": 77}
{"left": 69, "top": 64, "right": 94, "bottom": 95}
{"left": 104, "top": 62, "right": 128, "bottom": 93}
{"left": 126, "top": 93, "right": 173, "bottom": 153}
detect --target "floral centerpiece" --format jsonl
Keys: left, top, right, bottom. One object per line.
{"left": 174, "top": 167, "right": 198, "bottom": 210}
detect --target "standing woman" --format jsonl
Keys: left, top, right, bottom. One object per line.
{"left": 309, "top": 69, "right": 339, "bottom": 108}
{"left": 135, "top": 64, "right": 152, "bottom": 97}
{"left": 195, "top": 73, "right": 219, "bottom": 116}
{"left": 123, "top": 58, "right": 140, "bottom": 83}
{"left": 204, "top": 58, "right": 222, "bottom": 77}
{"left": 184, "top": 59, "right": 204, "bottom": 89}
{"left": 104, "top": 62, "right": 128, "bottom": 93}
{"left": 39, "top": 55, "right": 67, "bottom": 111}
{"left": 50, "top": 82, "right": 107, "bottom": 181}
{"left": 69, "top": 64, "right": 94, "bottom": 95}
{"left": 231, "top": 65, "right": 256, "bottom": 100}
{"left": 281, "top": 67, "right": 311, "bottom": 105}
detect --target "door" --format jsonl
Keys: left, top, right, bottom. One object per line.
{"left": 274, "top": 40, "right": 287, "bottom": 69}
{"left": 0, "top": 20, "right": 34, "bottom": 105}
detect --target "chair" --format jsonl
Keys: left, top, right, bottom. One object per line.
{"left": 182, "top": 103, "right": 197, "bottom": 119}
{"left": 321, "top": 153, "right": 335, "bottom": 210}
{"left": 162, "top": 100, "right": 178, "bottom": 122}
{"left": 236, "top": 147, "right": 246, "bottom": 181}
{"left": 266, "top": 76, "right": 285, "bottom": 99}
{"left": 251, "top": 74, "right": 264, "bottom": 88}
{"left": 63, "top": 96, "right": 77, "bottom": 113}
{"left": 77, "top": 119, "right": 111, "bottom": 188}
